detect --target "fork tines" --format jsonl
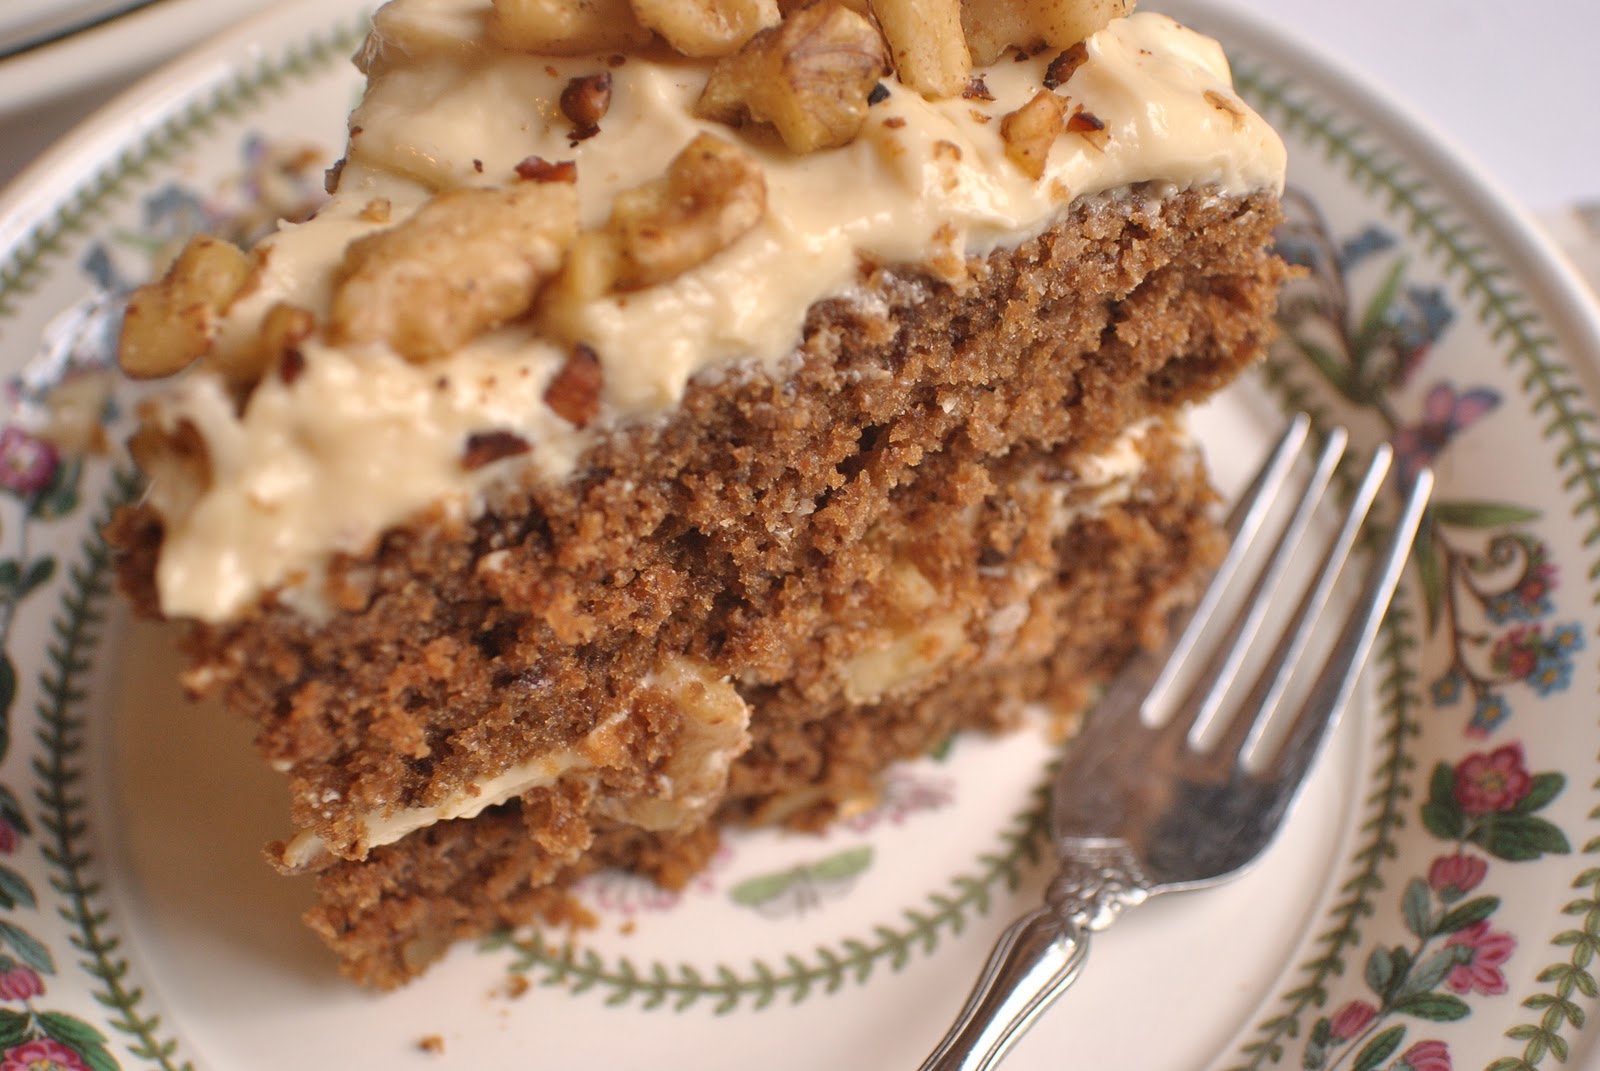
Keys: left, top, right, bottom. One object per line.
{"left": 1142, "top": 415, "right": 1433, "bottom": 775}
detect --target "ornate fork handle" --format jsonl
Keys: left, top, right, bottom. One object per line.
{"left": 916, "top": 844, "right": 1150, "bottom": 1071}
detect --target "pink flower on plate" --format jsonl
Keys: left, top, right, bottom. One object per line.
{"left": 1399, "top": 1038, "right": 1452, "bottom": 1071}
{"left": 0, "top": 962, "right": 42, "bottom": 1002}
{"left": 1453, "top": 743, "right": 1533, "bottom": 815}
{"left": 0, "top": 1038, "right": 89, "bottom": 1071}
{"left": 1327, "top": 998, "right": 1376, "bottom": 1040}
{"left": 1427, "top": 852, "right": 1487, "bottom": 898}
{"left": 1445, "top": 920, "right": 1516, "bottom": 995}
{"left": 0, "top": 427, "right": 57, "bottom": 497}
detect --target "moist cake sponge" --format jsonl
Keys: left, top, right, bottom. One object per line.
{"left": 107, "top": 0, "right": 1288, "bottom": 987}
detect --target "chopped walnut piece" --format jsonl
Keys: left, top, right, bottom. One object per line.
{"left": 632, "top": 0, "right": 780, "bottom": 57}
{"left": 461, "top": 430, "right": 533, "bottom": 471}
{"left": 489, "top": 0, "right": 652, "bottom": 55}
{"left": 961, "top": 74, "right": 994, "bottom": 100}
{"left": 1065, "top": 106, "right": 1109, "bottom": 151}
{"left": 359, "top": 198, "right": 393, "bottom": 224}
{"left": 560, "top": 72, "right": 612, "bottom": 139}
{"left": 869, "top": 0, "right": 971, "bottom": 99}
{"left": 515, "top": 156, "right": 578, "bottom": 182}
{"left": 119, "top": 235, "right": 253, "bottom": 380}
{"left": 330, "top": 182, "right": 578, "bottom": 362}
{"left": 960, "top": 0, "right": 1133, "bottom": 66}
{"left": 324, "top": 157, "right": 346, "bottom": 195}
{"left": 999, "top": 89, "right": 1066, "bottom": 179}
{"left": 1042, "top": 40, "right": 1087, "bottom": 89}
{"left": 555, "top": 132, "right": 766, "bottom": 298}
{"left": 695, "top": 1, "right": 888, "bottom": 154}
{"left": 363, "top": 0, "right": 494, "bottom": 73}
{"left": 543, "top": 343, "right": 603, "bottom": 427}
{"left": 262, "top": 303, "right": 317, "bottom": 382}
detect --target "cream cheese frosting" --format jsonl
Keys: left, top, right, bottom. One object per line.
{"left": 138, "top": 3, "right": 1286, "bottom": 623}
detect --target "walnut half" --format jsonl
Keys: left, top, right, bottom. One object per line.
{"left": 118, "top": 235, "right": 253, "bottom": 380}
{"left": 695, "top": 1, "right": 888, "bottom": 154}
{"left": 631, "top": 0, "right": 780, "bottom": 57}
{"left": 960, "top": 0, "right": 1134, "bottom": 66}
{"left": 490, "top": 0, "right": 652, "bottom": 55}
{"left": 330, "top": 181, "right": 579, "bottom": 362}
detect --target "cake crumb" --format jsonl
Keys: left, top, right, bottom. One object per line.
{"left": 417, "top": 1035, "right": 445, "bottom": 1055}
{"left": 505, "top": 974, "right": 531, "bottom": 999}
{"left": 620, "top": 919, "right": 637, "bottom": 936}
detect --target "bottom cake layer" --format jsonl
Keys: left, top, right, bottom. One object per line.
{"left": 304, "top": 419, "right": 1224, "bottom": 988}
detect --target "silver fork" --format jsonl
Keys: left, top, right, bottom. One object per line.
{"left": 917, "top": 415, "right": 1434, "bottom": 1071}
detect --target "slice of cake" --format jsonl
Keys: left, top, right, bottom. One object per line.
{"left": 107, "top": 0, "right": 1288, "bottom": 988}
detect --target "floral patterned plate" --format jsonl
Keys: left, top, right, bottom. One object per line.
{"left": 1, "top": 1, "right": 1599, "bottom": 1068}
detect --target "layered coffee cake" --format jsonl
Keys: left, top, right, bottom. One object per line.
{"left": 108, "top": 0, "right": 1288, "bottom": 986}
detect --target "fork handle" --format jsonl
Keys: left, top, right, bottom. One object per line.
{"left": 915, "top": 906, "right": 1089, "bottom": 1071}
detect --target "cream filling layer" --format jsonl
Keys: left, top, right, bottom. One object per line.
{"left": 273, "top": 655, "right": 752, "bottom": 872}
{"left": 146, "top": 7, "right": 1285, "bottom": 622}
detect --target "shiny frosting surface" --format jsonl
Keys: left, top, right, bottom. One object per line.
{"left": 141, "top": 2, "right": 1286, "bottom": 622}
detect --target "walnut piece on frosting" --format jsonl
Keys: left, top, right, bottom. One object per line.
{"left": 695, "top": 0, "right": 888, "bottom": 154}
{"left": 869, "top": 0, "right": 971, "bottom": 99}
{"left": 556, "top": 132, "right": 767, "bottom": 299}
{"left": 631, "top": 0, "right": 780, "bottom": 57}
{"left": 330, "top": 181, "right": 579, "bottom": 362}
{"left": 1000, "top": 89, "right": 1067, "bottom": 179}
{"left": 960, "top": 0, "right": 1134, "bottom": 66}
{"left": 360, "top": 0, "right": 493, "bottom": 74}
{"left": 490, "top": 0, "right": 652, "bottom": 55}
{"left": 118, "top": 235, "right": 253, "bottom": 380}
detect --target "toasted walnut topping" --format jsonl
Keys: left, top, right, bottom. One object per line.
{"left": 330, "top": 182, "right": 579, "bottom": 362}
{"left": 490, "top": 0, "right": 652, "bottom": 55}
{"left": 515, "top": 156, "right": 578, "bottom": 182}
{"left": 359, "top": 198, "right": 392, "bottom": 224}
{"left": 1042, "top": 40, "right": 1087, "bottom": 89}
{"left": 556, "top": 132, "right": 766, "bottom": 298}
{"left": 1065, "top": 106, "right": 1109, "bottom": 151}
{"left": 961, "top": 74, "right": 994, "bottom": 100}
{"left": 696, "top": 1, "right": 888, "bottom": 154}
{"left": 363, "top": 0, "right": 494, "bottom": 72}
{"left": 632, "top": 0, "right": 780, "bottom": 57}
{"left": 999, "top": 89, "right": 1066, "bottom": 179}
{"left": 263, "top": 303, "right": 317, "bottom": 383}
{"left": 461, "top": 430, "right": 532, "bottom": 470}
{"left": 119, "top": 235, "right": 252, "bottom": 380}
{"left": 560, "top": 72, "right": 612, "bottom": 139}
{"left": 960, "top": 0, "right": 1133, "bottom": 66}
{"left": 128, "top": 413, "right": 213, "bottom": 521}
{"left": 278, "top": 347, "right": 307, "bottom": 385}
{"left": 543, "top": 343, "right": 603, "bottom": 426}
{"left": 869, "top": 0, "right": 970, "bottom": 99}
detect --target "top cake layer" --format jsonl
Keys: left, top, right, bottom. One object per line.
{"left": 119, "top": 0, "right": 1285, "bottom": 624}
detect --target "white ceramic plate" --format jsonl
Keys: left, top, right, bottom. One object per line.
{"left": 2, "top": 2, "right": 1600, "bottom": 1068}
{"left": 0, "top": 0, "right": 273, "bottom": 119}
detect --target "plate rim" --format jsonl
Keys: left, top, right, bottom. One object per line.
{"left": 2, "top": 2, "right": 1600, "bottom": 1069}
